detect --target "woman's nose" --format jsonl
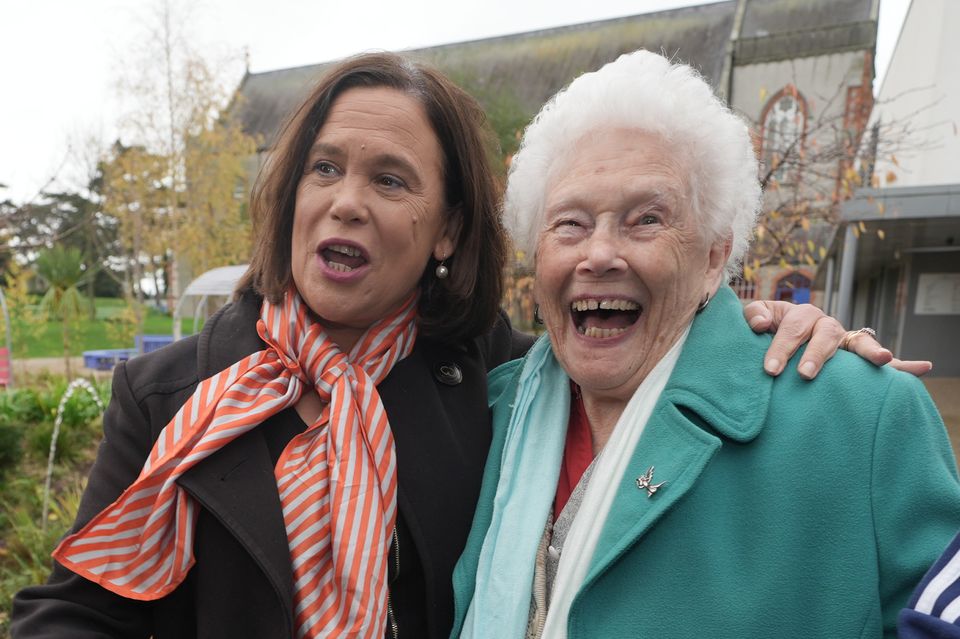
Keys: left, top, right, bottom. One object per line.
{"left": 578, "top": 228, "right": 627, "bottom": 275}
{"left": 329, "top": 179, "right": 370, "bottom": 224}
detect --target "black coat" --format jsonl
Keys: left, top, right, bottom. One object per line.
{"left": 12, "top": 292, "right": 532, "bottom": 639}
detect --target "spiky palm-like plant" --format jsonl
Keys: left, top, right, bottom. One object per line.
{"left": 35, "top": 248, "right": 87, "bottom": 379}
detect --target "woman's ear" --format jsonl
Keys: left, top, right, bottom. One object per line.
{"left": 705, "top": 237, "right": 733, "bottom": 296}
{"left": 434, "top": 206, "right": 463, "bottom": 261}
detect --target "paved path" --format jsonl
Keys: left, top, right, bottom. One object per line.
{"left": 10, "top": 357, "right": 113, "bottom": 382}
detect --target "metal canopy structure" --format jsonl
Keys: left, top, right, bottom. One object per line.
{"left": 172, "top": 265, "right": 248, "bottom": 340}
{"left": 816, "top": 185, "right": 960, "bottom": 324}
{"left": 815, "top": 185, "right": 960, "bottom": 375}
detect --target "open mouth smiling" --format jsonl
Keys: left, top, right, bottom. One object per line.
{"left": 571, "top": 298, "right": 642, "bottom": 338}
{"left": 320, "top": 243, "right": 368, "bottom": 272}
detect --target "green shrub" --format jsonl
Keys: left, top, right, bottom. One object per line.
{"left": 25, "top": 421, "right": 86, "bottom": 465}
{"left": 0, "top": 379, "right": 107, "bottom": 465}
{"left": 0, "top": 422, "right": 24, "bottom": 476}
{"left": 0, "top": 483, "right": 83, "bottom": 635}
{"left": 0, "top": 389, "right": 45, "bottom": 426}
{"left": 0, "top": 376, "right": 107, "bottom": 635}
{"left": 53, "top": 387, "right": 106, "bottom": 429}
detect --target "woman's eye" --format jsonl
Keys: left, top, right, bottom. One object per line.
{"left": 376, "top": 174, "right": 406, "bottom": 189}
{"left": 550, "top": 218, "right": 587, "bottom": 239}
{"left": 312, "top": 161, "right": 338, "bottom": 176}
{"left": 639, "top": 214, "right": 660, "bottom": 225}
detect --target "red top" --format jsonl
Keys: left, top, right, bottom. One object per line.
{"left": 554, "top": 382, "right": 595, "bottom": 520}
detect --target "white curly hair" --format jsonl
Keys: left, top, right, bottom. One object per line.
{"left": 504, "top": 49, "right": 761, "bottom": 280}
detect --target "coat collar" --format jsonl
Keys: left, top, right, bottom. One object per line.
{"left": 661, "top": 286, "right": 774, "bottom": 443}
{"left": 583, "top": 286, "right": 775, "bottom": 588}
{"left": 197, "top": 290, "right": 266, "bottom": 378}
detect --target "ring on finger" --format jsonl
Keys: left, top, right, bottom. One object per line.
{"left": 840, "top": 327, "right": 877, "bottom": 350}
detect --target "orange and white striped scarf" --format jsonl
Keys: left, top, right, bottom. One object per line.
{"left": 54, "top": 289, "right": 418, "bottom": 639}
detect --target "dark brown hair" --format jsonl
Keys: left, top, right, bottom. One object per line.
{"left": 237, "top": 52, "right": 507, "bottom": 343}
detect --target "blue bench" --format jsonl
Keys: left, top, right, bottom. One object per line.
{"left": 83, "top": 349, "right": 138, "bottom": 371}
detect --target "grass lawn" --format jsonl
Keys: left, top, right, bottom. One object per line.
{"left": 9, "top": 298, "right": 204, "bottom": 359}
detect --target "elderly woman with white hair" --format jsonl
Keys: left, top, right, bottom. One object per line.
{"left": 450, "top": 50, "right": 960, "bottom": 639}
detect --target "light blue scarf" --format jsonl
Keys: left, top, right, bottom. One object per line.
{"left": 460, "top": 334, "right": 571, "bottom": 638}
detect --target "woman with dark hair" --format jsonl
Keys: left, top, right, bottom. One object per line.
{"left": 12, "top": 52, "right": 906, "bottom": 639}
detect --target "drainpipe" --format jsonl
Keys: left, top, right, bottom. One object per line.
{"left": 718, "top": 0, "right": 748, "bottom": 103}
{"left": 823, "top": 256, "right": 836, "bottom": 315}
{"left": 836, "top": 224, "right": 860, "bottom": 327}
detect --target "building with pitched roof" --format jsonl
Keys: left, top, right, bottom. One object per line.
{"left": 233, "top": 0, "right": 878, "bottom": 312}
{"left": 224, "top": 4, "right": 882, "bottom": 313}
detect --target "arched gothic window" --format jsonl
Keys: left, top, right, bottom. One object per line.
{"left": 761, "top": 87, "right": 807, "bottom": 183}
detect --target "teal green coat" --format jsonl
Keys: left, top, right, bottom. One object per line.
{"left": 451, "top": 287, "right": 960, "bottom": 638}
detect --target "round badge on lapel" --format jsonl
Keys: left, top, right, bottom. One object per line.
{"left": 434, "top": 362, "right": 463, "bottom": 386}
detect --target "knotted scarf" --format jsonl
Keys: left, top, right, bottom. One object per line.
{"left": 54, "top": 289, "right": 419, "bottom": 639}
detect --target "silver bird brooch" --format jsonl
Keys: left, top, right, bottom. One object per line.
{"left": 636, "top": 466, "right": 667, "bottom": 498}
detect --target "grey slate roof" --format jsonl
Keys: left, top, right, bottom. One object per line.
{"left": 737, "top": 0, "right": 877, "bottom": 64}
{"left": 409, "top": 2, "right": 735, "bottom": 112}
{"left": 234, "top": 0, "right": 874, "bottom": 150}
{"left": 740, "top": 0, "right": 872, "bottom": 37}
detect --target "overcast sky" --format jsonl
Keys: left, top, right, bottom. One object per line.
{"left": 0, "top": 0, "right": 912, "bottom": 204}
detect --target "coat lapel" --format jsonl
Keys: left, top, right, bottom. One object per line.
{"left": 176, "top": 292, "right": 295, "bottom": 617}
{"left": 584, "top": 402, "right": 722, "bottom": 585}
{"left": 583, "top": 287, "right": 775, "bottom": 586}
{"left": 177, "top": 429, "right": 295, "bottom": 616}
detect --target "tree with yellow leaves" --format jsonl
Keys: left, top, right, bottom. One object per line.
{"left": 179, "top": 111, "right": 256, "bottom": 275}
{"left": 99, "top": 0, "right": 257, "bottom": 331}
{"left": 741, "top": 80, "right": 926, "bottom": 285}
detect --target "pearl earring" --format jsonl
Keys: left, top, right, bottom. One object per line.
{"left": 435, "top": 255, "right": 449, "bottom": 279}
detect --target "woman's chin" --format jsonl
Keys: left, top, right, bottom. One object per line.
{"left": 551, "top": 319, "right": 645, "bottom": 395}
